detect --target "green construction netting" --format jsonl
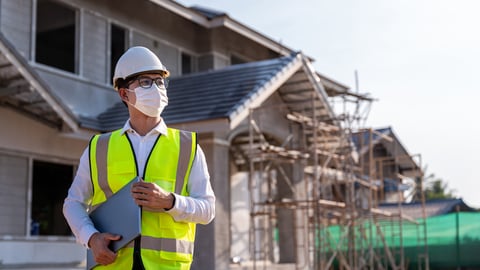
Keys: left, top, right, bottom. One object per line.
{"left": 320, "top": 212, "right": 480, "bottom": 268}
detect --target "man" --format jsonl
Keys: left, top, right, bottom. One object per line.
{"left": 63, "top": 46, "right": 215, "bottom": 270}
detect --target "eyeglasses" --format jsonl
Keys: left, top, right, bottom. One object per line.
{"left": 128, "top": 76, "right": 169, "bottom": 89}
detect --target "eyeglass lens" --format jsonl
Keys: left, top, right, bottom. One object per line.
{"left": 137, "top": 77, "right": 168, "bottom": 89}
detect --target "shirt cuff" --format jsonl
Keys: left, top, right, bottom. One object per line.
{"left": 164, "top": 193, "right": 176, "bottom": 211}
{"left": 79, "top": 226, "right": 99, "bottom": 248}
{"left": 167, "top": 193, "right": 186, "bottom": 218}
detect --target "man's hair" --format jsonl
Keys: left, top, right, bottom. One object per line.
{"left": 115, "top": 78, "right": 131, "bottom": 90}
{"left": 115, "top": 77, "right": 134, "bottom": 108}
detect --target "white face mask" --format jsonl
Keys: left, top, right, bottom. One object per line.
{"left": 127, "top": 84, "right": 168, "bottom": 117}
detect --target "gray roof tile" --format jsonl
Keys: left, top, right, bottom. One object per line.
{"left": 167, "top": 54, "right": 297, "bottom": 124}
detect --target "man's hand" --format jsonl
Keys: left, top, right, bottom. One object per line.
{"left": 88, "top": 232, "right": 121, "bottom": 265}
{"left": 131, "top": 179, "right": 174, "bottom": 211}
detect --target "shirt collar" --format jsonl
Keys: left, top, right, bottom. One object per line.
{"left": 120, "top": 119, "right": 168, "bottom": 137}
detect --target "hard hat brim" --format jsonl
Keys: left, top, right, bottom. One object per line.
{"left": 125, "top": 68, "right": 170, "bottom": 80}
{"left": 114, "top": 69, "right": 170, "bottom": 90}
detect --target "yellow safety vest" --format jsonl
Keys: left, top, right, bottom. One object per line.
{"left": 89, "top": 128, "right": 197, "bottom": 270}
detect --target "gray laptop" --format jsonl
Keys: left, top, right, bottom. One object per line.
{"left": 86, "top": 177, "right": 141, "bottom": 269}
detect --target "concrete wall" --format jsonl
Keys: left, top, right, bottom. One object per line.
{"left": 230, "top": 172, "right": 250, "bottom": 261}
{"left": 81, "top": 10, "right": 108, "bottom": 83}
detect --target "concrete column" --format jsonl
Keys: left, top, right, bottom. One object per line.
{"left": 192, "top": 133, "right": 230, "bottom": 270}
{"left": 276, "top": 164, "right": 296, "bottom": 263}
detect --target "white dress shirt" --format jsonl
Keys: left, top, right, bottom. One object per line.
{"left": 63, "top": 120, "right": 215, "bottom": 247}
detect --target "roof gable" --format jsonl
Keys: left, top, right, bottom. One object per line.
{"left": 352, "top": 127, "right": 420, "bottom": 175}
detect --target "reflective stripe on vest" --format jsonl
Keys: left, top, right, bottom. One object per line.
{"left": 92, "top": 129, "right": 195, "bottom": 199}
{"left": 126, "top": 236, "right": 194, "bottom": 254}
{"left": 96, "top": 132, "right": 113, "bottom": 198}
{"left": 89, "top": 128, "right": 197, "bottom": 267}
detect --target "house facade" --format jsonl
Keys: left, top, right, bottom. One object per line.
{"left": 0, "top": 0, "right": 355, "bottom": 269}
{"left": 352, "top": 127, "right": 422, "bottom": 204}
{"left": 0, "top": 0, "right": 427, "bottom": 269}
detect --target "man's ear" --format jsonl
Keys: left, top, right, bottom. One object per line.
{"left": 118, "top": 88, "right": 129, "bottom": 102}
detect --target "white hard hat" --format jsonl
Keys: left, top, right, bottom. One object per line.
{"left": 113, "top": 46, "right": 170, "bottom": 90}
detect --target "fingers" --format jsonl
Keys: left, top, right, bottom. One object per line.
{"left": 104, "top": 233, "right": 122, "bottom": 241}
{"left": 90, "top": 232, "right": 121, "bottom": 265}
{"left": 131, "top": 182, "right": 173, "bottom": 210}
{"left": 131, "top": 187, "right": 150, "bottom": 201}
{"left": 131, "top": 181, "right": 152, "bottom": 203}
{"left": 132, "top": 180, "right": 152, "bottom": 190}
{"left": 96, "top": 249, "right": 117, "bottom": 265}
{"left": 132, "top": 181, "right": 168, "bottom": 199}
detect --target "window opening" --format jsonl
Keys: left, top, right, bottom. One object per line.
{"left": 181, "top": 52, "right": 192, "bottom": 74}
{"left": 110, "top": 24, "right": 127, "bottom": 82}
{"left": 31, "top": 160, "right": 73, "bottom": 236}
{"left": 35, "top": 0, "right": 76, "bottom": 73}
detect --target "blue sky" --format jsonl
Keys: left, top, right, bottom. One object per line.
{"left": 177, "top": 0, "right": 480, "bottom": 208}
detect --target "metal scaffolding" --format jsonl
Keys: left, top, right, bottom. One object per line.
{"left": 245, "top": 87, "right": 429, "bottom": 269}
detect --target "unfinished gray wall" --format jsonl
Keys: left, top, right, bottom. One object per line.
{"left": 0, "top": 154, "right": 28, "bottom": 235}
{"left": 81, "top": 10, "right": 108, "bottom": 83}
{"left": 132, "top": 31, "right": 180, "bottom": 77}
{"left": 0, "top": 0, "right": 32, "bottom": 59}
{"left": 75, "top": 0, "right": 198, "bottom": 76}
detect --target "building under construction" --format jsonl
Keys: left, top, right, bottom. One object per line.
{"left": 240, "top": 79, "right": 428, "bottom": 270}
{"left": 0, "top": 1, "right": 432, "bottom": 269}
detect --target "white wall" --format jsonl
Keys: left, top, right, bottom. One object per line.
{"left": 0, "top": 237, "right": 85, "bottom": 266}
{"left": 230, "top": 172, "right": 250, "bottom": 261}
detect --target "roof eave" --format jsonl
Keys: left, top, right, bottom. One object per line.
{"left": 316, "top": 71, "right": 350, "bottom": 92}
{"left": 210, "top": 16, "right": 295, "bottom": 57}
{"left": 148, "top": 0, "right": 211, "bottom": 26}
{"left": 150, "top": 0, "right": 307, "bottom": 59}
{"left": 300, "top": 54, "right": 337, "bottom": 123}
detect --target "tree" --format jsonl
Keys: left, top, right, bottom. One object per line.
{"left": 424, "top": 177, "right": 456, "bottom": 200}
{"left": 405, "top": 165, "right": 457, "bottom": 202}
